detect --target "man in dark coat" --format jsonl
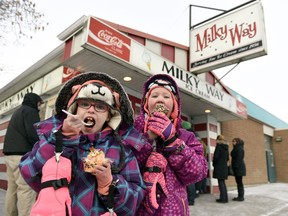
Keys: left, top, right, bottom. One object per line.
{"left": 3, "top": 92, "right": 43, "bottom": 216}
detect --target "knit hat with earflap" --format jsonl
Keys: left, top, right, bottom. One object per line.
{"left": 134, "top": 74, "right": 182, "bottom": 133}
{"left": 144, "top": 75, "right": 179, "bottom": 131}
{"left": 55, "top": 72, "right": 134, "bottom": 129}
{"left": 66, "top": 80, "right": 121, "bottom": 130}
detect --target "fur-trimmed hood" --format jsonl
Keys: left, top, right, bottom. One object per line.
{"left": 134, "top": 73, "right": 182, "bottom": 132}
{"left": 55, "top": 72, "right": 134, "bottom": 128}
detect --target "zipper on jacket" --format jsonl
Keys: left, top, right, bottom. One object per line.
{"left": 181, "top": 197, "right": 187, "bottom": 216}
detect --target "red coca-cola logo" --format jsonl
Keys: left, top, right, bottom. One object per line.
{"left": 236, "top": 100, "right": 247, "bottom": 117}
{"left": 98, "top": 30, "right": 124, "bottom": 48}
{"left": 87, "top": 17, "right": 131, "bottom": 62}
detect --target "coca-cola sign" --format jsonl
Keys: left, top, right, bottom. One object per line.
{"left": 62, "top": 67, "right": 80, "bottom": 83}
{"left": 87, "top": 17, "right": 131, "bottom": 62}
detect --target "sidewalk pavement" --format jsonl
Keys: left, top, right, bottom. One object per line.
{"left": 189, "top": 182, "right": 288, "bottom": 216}
{"left": 0, "top": 183, "right": 288, "bottom": 216}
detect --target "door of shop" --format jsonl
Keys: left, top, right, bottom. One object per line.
{"left": 264, "top": 135, "right": 276, "bottom": 183}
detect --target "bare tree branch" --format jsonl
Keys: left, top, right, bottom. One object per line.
{"left": 0, "top": 0, "right": 48, "bottom": 44}
{"left": 0, "top": 0, "right": 48, "bottom": 73}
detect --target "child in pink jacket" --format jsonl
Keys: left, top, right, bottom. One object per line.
{"left": 134, "top": 74, "right": 208, "bottom": 215}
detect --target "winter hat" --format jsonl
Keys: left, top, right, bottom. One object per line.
{"left": 55, "top": 72, "right": 135, "bottom": 130}
{"left": 181, "top": 121, "right": 191, "bottom": 130}
{"left": 66, "top": 80, "right": 121, "bottom": 130}
{"left": 143, "top": 76, "right": 179, "bottom": 126}
{"left": 67, "top": 81, "right": 117, "bottom": 108}
{"left": 133, "top": 74, "right": 182, "bottom": 135}
{"left": 22, "top": 93, "right": 44, "bottom": 110}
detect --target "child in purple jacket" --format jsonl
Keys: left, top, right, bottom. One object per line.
{"left": 19, "top": 72, "right": 146, "bottom": 216}
{"left": 134, "top": 74, "right": 208, "bottom": 215}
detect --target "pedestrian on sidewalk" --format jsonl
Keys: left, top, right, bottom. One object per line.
{"left": 231, "top": 137, "right": 246, "bottom": 201}
{"left": 3, "top": 93, "right": 44, "bottom": 216}
{"left": 213, "top": 135, "right": 229, "bottom": 203}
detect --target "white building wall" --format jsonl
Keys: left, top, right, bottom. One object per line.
{"left": 145, "top": 39, "right": 161, "bottom": 55}
{"left": 174, "top": 47, "right": 187, "bottom": 70}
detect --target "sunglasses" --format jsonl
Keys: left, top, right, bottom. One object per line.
{"left": 77, "top": 99, "right": 109, "bottom": 113}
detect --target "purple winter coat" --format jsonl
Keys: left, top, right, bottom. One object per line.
{"left": 133, "top": 74, "right": 208, "bottom": 216}
{"left": 19, "top": 114, "right": 146, "bottom": 216}
{"left": 19, "top": 72, "right": 147, "bottom": 216}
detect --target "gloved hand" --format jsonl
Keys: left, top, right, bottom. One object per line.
{"left": 143, "top": 152, "right": 168, "bottom": 213}
{"left": 94, "top": 162, "right": 113, "bottom": 195}
{"left": 30, "top": 156, "right": 72, "bottom": 216}
{"left": 147, "top": 112, "right": 176, "bottom": 141}
{"left": 62, "top": 115, "right": 81, "bottom": 137}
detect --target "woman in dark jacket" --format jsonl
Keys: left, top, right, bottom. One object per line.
{"left": 231, "top": 138, "right": 246, "bottom": 201}
{"left": 213, "top": 135, "right": 229, "bottom": 203}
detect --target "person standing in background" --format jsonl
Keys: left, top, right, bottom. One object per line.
{"left": 231, "top": 138, "right": 246, "bottom": 201}
{"left": 213, "top": 135, "right": 229, "bottom": 203}
{"left": 3, "top": 93, "right": 44, "bottom": 216}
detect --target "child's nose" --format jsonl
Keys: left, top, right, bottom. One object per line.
{"left": 88, "top": 105, "right": 95, "bottom": 112}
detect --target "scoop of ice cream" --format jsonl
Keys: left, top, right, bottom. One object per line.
{"left": 83, "top": 147, "right": 108, "bottom": 173}
{"left": 152, "top": 104, "right": 169, "bottom": 115}
{"left": 148, "top": 104, "right": 170, "bottom": 140}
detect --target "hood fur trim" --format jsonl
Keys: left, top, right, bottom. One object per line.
{"left": 55, "top": 72, "right": 134, "bottom": 127}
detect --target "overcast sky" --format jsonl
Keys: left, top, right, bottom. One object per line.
{"left": 0, "top": 0, "right": 287, "bottom": 123}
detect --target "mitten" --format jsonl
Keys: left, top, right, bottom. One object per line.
{"left": 143, "top": 152, "right": 168, "bottom": 212}
{"left": 30, "top": 156, "right": 72, "bottom": 216}
{"left": 94, "top": 163, "right": 113, "bottom": 195}
{"left": 147, "top": 112, "right": 176, "bottom": 141}
{"left": 62, "top": 117, "right": 81, "bottom": 137}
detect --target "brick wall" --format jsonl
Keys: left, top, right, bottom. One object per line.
{"left": 221, "top": 117, "right": 269, "bottom": 187}
{"left": 272, "top": 129, "right": 288, "bottom": 182}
